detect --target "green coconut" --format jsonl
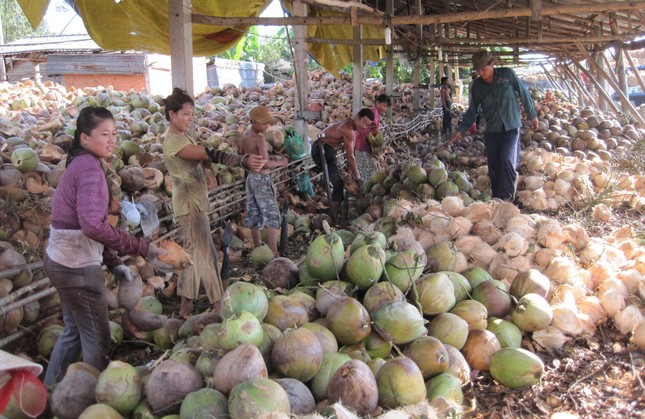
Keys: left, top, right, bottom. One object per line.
{"left": 36, "top": 323, "right": 63, "bottom": 358}
{"left": 216, "top": 310, "right": 264, "bottom": 350}
{"left": 314, "top": 280, "right": 355, "bottom": 316}
{"left": 383, "top": 250, "right": 425, "bottom": 293}
{"left": 428, "top": 168, "right": 448, "bottom": 187}
{"left": 425, "top": 372, "right": 464, "bottom": 404}
{"left": 417, "top": 272, "right": 457, "bottom": 315}
{"left": 220, "top": 281, "right": 269, "bottom": 321}
{"left": 440, "top": 271, "right": 472, "bottom": 303}
{"left": 362, "top": 282, "right": 405, "bottom": 315}
{"left": 251, "top": 244, "right": 275, "bottom": 270}
{"left": 228, "top": 378, "right": 291, "bottom": 418}
{"left": 376, "top": 357, "right": 426, "bottom": 409}
{"left": 311, "top": 352, "right": 352, "bottom": 401}
{"left": 427, "top": 312, "right": 469, "bottom": 350}
{"left": 258, "top": 323, "right": 283, "bottom": 369}
{"left": 325, "top": 297, "right": 372, "bottom": 345}
{"left": 198, "top": 323, "right": 222, "bottom": 352}
{"left": 461, "top": 266, "right": 493, "bottom": 289}
{"left": 109, "top": 321, "right": 124, "bottom": 345}
{"left": 490, "top": 347, "right": 545, "bottom": 388}
{"left": 11, "top": 148, "right": 40, "bottom": 172}
{"left": 349, "top": 231, "right": 387, "bottom": 255}
{"left": 425, "top": 241, "right": 458, "bottom": 272}
{"left": 95, "top": 360, "right": 142, "bottom": 416}
{"left": 264, "top": 295, "right": 309, "bottom": 331}
{"left": 449, "top": 299, "right": 488, "bottom": 331}
{"left": 78, "top": 403, "right": 124, "bottom": 418}
{"left": 371, "top": 301, "right": 425, "bottom": 344}
{"left": 344, "top": 244, "right": 386, "bottom": 290}
{"left": 403, "top": 335, "right": 449, "bottom": 379}
{"left": 271, "top": 327, "right": 323, "bottom": 382}
{"left": 406, "top": 164, "right": 427, "bottom": 184}
{"left": 444, "top": 344, "right": 471, "bottom": 384}
{"left": 512, "top": 293, "right": 553, "bottom": 332}
{"left": 179, "top": 388, "right": 228, "bottom": 419}
{"left": 131, "top": 399, "right": 156, "bottom": 419}
{"left": 306, "top": 228, "right": 344, "bottom": 281}
{"left": 301, "top": 322, "right": 339, "bottom": 354}
{"left": 509, "top": 269, "right": 551, "bottom": 300}
{"left": 472, "top": 279, "right": 513, "bottom": 318}
{"left": 486, "top": 317, "right": 523, "bottom": 348}
{"left": 361, "top": 331, "right": 393, "bottom": 359}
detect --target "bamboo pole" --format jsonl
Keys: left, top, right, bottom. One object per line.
{"left": 0, "top": 313, "right": 61, "bottom": 349}
{"left": 192, "top": 1, "right": 645, "bottom": 27}
{"left": 558, "top": 61, "right": 596, "bottom": 107}
{"left": 624, "top": 50, "right": 645, "bottom": 102}
{"left": 574, "top": 43, "right": 645, "bottom": 126}
{"left": 0, "top": 278, "right": 50, "bottom": 310}
{"left": 0, "top": 287, "right": 56, "bottom": 316}
{"left": 565, "top": 51, "right": 618, "bottom": 113}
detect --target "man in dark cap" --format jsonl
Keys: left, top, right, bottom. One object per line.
{"left": 452, "top": 50, "right": 538, "bottom": 201}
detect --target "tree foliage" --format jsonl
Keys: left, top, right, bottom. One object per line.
{"left": 1, "top": 0, "right": 49, "bottom": 43}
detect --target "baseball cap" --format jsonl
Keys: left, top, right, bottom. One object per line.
{"left": 472, "top": 50, "right": 493, "bottom": 71}
{"left": 249, "top": 106, "right": 275, "bottom": 124}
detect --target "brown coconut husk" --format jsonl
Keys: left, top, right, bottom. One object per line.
{"left": 158, "top": 239, "right": 192, "bottom": 268}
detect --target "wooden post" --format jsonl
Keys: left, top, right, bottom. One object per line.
{"left": 168, "top": 0, "right": 193, "bottom": 96}
{"left": 559, "top": 61, "right": 595, "bottom": 107}
{"left": 625, "top": 50, "right": 645, "bottom": 100}
{"left": 292, "top": 0, "right": 309, "bottom": 139}
{"left": 385, "top": 0, "right": 394, "bottom": 119}
{"left": 428, "top": 51, "right": 436, "bottom": 109}
{"left": 412, "top": 0, "right": 423, "bottom": 110}
{"left": 574, "top": 43, "right": 645, "bottom": 126}
{"left": 352, "top": 18, "right": 363, "bottom": 115}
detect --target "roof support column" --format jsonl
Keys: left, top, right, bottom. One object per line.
{"left": 352, "top": 17, "right": 363, "bottom": 115}
{"left": 412, "top": 0, "right": 423, "bottom": 110}
{"left": 168, "top": 0, "right": 194, "bottom": 96}
{"left": 292, "top": 0, "right": 309, "bottom": 140}
{"left": 385, "top": 0, "right": 394, "bottom": 98}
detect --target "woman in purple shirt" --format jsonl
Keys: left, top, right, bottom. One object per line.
{"left": 43, "top": 107, "right": 167, "bottom": 387}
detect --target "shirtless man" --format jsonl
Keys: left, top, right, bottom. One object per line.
{"left": 311, "top": 108, "right": 374, "bottom": 223}
{"left": 240, "top": 106, "right": 288, "bottom": 256}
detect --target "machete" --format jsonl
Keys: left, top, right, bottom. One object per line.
{"left": 220, "top": 221, "right": 233, "bottom": 281}
{"left": 279, "top": 199, "right": 289, "bottom": 256}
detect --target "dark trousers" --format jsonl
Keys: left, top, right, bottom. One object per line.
{"left": 43, "top": 256, "right": 110, "bottom": 387}
{"left": 442, "top": 108, "right": 452, "bottom": 135}
{"left": 484, "top": 128, "right": 520, "bottom": 201}
{"left": 311, "top": 139, "right": 344, "bottom": 202}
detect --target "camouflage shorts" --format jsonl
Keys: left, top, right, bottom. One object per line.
{"left": 245, "top": 172, "right": 280, "bottom": 229}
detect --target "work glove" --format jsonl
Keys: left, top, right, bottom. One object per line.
{"left": 112, "top": 264, "right": 134, "bottom": 282}
{"left": 147, "top": 243, "right": 174, "bottom": 273}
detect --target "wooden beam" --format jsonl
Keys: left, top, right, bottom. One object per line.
{"left": 624, "top": 50, "right": 645, "bottom": 103}
{"left": 292, "top": 0, "right": 309, "bottom": 139}
{"left": 352, "top": 21, "right": 362, "bottom": 115}
{"left": 575, "top": 42, "right": 645, "bottom": 126}
{"left": 191, "top": 1, "right": 645, "bottom": 27}
{"left": 436, "top": 32, "right": 643, "bottom": 46}
{"left": 169, "top": 0, "right": 193, "bottom": 96}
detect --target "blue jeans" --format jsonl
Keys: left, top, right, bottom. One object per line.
{"left": 484, "top": 128, "right": 520, "bottom": 200}
{"left": 43, "top": 256, "right": 110, "bottom": 387}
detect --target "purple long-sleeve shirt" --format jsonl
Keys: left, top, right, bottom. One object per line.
{"left": 50, "top": 153, "right": 149, "bottom": 269}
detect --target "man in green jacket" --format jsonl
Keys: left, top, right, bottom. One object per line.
{"left": 453, "top": 50, "right": 538, "bottom": 201}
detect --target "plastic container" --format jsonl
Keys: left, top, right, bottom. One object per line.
{"left": 284, "top": 128, "right": 309, "bottom": 161}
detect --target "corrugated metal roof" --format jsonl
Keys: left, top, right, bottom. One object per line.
{"left": 0, "top": 35, "right": 103, "bottom": 56}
